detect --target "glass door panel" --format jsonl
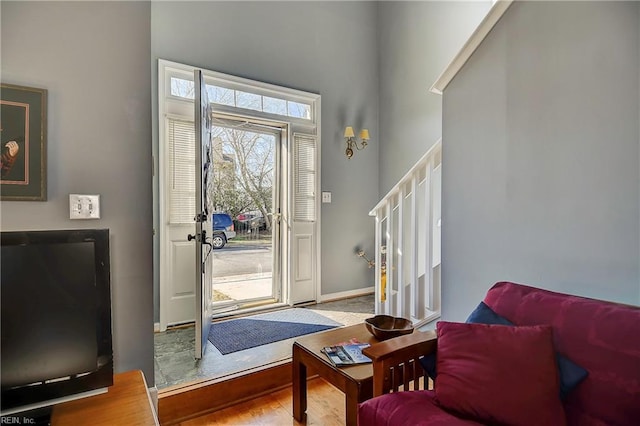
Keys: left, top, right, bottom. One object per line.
{"left": 209, "top": 121, "right": 279, "bottom": 311}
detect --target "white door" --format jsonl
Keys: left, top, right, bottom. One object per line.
{"left": 289, "top": 132, "right": 318, "bottom": 304}
{"left": 161, "top": 119, "right": 198, "bottom": 330}
{"left": 193, "top": 70, "right": 214, "bottom": 358}
{"left": 158, "top": 60, "right": 321, "bottom": 330}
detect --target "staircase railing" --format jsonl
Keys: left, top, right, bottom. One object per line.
{"left": 369, "top": 140, "right": 442, "bottom": 327}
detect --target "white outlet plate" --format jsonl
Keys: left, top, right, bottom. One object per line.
{"left": 322, "top": 191, "right": 332, "bottom": 203}
{"left": 69, "top": 194, "right": 101, "bottom": 219}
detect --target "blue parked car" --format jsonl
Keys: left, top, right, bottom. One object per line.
{"left": 212, "top": 213, "right": 236, "bottom": 249}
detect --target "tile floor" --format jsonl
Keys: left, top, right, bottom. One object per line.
{"left": 154, "top": 294, "right": 375, "bottom": 390}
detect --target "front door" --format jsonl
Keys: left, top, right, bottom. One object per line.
{"left": 193, "top": 70, "right": 214, "bottom": 358}
{"left": 158, "top": 60, "right": 321, "bottom": 334}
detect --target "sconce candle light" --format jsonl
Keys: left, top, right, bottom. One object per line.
{"left": 344, "top": 126, "right": 370, "bottom": 159}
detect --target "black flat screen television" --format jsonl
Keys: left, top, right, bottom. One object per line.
{"left": 0, "top": 229, "right": 113, "bottom": 417}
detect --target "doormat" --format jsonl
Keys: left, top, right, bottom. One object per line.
{"left": 208, "top": 308, "right": 342, "bottom": 355}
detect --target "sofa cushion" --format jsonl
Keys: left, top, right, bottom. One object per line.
{"left": 419, "top": 302, "right": 513, "bottom": 380}
{"left": 466, "top": 301, "right": 515, "bottom": 325}
{"left": 357, "top": 390, "right": 485, "bottom": 426}
{"left": 484, "top": 282, "right": 640, "bottom": 426}
{"left": 419, "top": 301, "right": 510, "bottom": 379}
{"left": 420, "top": 302, "right": 514, "bottom": 379}
{"left": 469, "top": 301, "right": 588, "bottom": 400}
{"left": 434, "top": 321, "right": 566, "bottom": 426}
{"left": 554, "top": 352, "right": 589, "bottom": 400}
{"left": 420, "top": 302, "right": 588, "bottom": 399}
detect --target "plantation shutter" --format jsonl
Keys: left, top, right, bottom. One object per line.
{"left": 290, "top": 132, "right": 318, "bottom": 304}
{"left": 168, "top": 118, "right": 196, "bottom": 224}
{"left": 293, "top": 133, "right": 316, "bottom": 222}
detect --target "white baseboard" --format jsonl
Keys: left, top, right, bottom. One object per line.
{"left": 319, "top": 286, "right": 374, "bottom": 303}
{"left": 153, "top": 322, "right": 160, "bottom": 333}
{"left": 148, "top": 386, "right": 158, "bottom": 415}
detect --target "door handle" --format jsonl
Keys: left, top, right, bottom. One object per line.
{"left": 188, "top": 232, "right": 212, "bottom": 247}
{"left": 202, "top": 230, "right": 212, "bottom": 249}
{"left": 202, "top": 231, "right": 213, "bottom": 262}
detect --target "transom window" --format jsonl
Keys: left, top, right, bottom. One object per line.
{"left": 170, "top": 77, "right": 311, "bottom": 120}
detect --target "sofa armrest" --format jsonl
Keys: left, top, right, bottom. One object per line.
{"left": 362, "top": 330, "right": 437, "bottom": 396}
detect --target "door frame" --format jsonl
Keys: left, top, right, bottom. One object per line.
{"left": 156, "top": 59, "right": 321, "bottom": 331}
{"left": 208, "top": 114, "right": 285, "bottom": 311}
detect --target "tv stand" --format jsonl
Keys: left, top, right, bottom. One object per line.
{"left": 51, "top": 370, "right": 158, "bottom": 425}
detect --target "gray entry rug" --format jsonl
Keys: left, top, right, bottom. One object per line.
{"left": 208, "top": 308, "right": 342, "bottom": 355}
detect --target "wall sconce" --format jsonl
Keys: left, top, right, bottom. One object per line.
{"left": 344, "top": 126, "right": 370, "bottom": 159}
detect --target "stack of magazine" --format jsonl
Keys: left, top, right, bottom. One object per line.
{"left": 321, "top": 343, "right": 372, "bottom": 366}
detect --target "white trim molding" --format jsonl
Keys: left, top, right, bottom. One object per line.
{"left": 319, "top": 287, "right": 375, "bottom": 303}
{"left": 430, "top": 0, "right": 513, "bottom": 95}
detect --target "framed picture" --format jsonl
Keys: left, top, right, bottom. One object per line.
{"left": 1, "top": 83, "right": 47, "bottom": 201}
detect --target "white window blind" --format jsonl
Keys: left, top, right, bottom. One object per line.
{"left": 294, "top": 133, "right": 316, "bottom": 222}
{"left": 168, "top": 118, "right": 195, "bottom": 224}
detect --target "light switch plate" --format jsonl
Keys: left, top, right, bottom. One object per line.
{"left": 322, "top": 191, "right": 332, "bottom": 203}
{"left": 69, "top": 194, "right": 100, "bottom": 219}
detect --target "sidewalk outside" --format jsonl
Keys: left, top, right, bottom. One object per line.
{"left": 213, "top": 272, "right": 272, "bottom": 301}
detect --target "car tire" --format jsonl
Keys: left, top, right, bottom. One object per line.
{"left": 212, "top": 233, "right": 226, "bottom": 249}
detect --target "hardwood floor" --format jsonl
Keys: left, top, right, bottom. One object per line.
{"left": 178, "top": 378, "right": 345, "bottom": 426}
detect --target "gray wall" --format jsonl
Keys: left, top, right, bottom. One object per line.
{"left": 442, "top": 1, "right": 640, "bottom": 321}
{"left": 1, "top": 2, "right": 154, "bottom": 384}
{"left": 377, "top": 1, "right": 492, "bottom": 195}
{"left": 151, "top": 1, "right": 380, "bottom": 320}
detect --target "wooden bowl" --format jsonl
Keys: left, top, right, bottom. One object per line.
{"left": 364, "top": 315, "right": 414, "bottom": 340}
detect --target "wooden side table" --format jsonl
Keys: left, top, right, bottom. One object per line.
{"left": 51, "top": 370, "right": 158, "bottom": 425}
{"left": 292, "top": 323, "right": 379, "bottom": 426}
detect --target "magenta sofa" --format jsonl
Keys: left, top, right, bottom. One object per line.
{"left": 358, "top": 282, "right": 640, "bottom": 425}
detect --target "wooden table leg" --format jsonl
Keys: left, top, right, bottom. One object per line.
{"left": 292, "top": 345, "right": 307, "bottom": 422}
{"left": 345, "top": 382, "right": 360, "bottom": 426}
